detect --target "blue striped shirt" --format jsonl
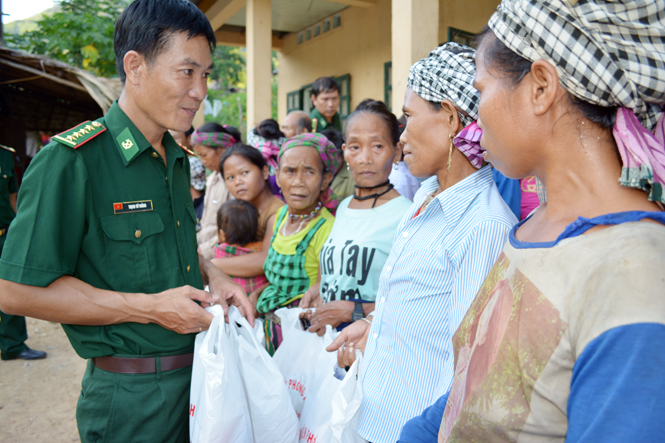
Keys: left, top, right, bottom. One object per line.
{"left": 357, "top": 166, "right": 517, "bottom": 443}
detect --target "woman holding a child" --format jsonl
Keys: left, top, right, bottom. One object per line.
{"left": 212, "top": 144, "right": 284, "bottom": 287}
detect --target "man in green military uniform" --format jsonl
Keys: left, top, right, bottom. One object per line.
{"left": 309, "top": 76, "right": 342, "bottom": 132}
{"left": 0, "top": 144, "right": 47, "bottom": 361}
{"left": 0, "top": 1, "right": 253, "bottom": 442}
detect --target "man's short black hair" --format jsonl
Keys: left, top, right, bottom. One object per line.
{"left": 311, "top": 77, "right": 340, "bottom": 97}
{"left": 114, "top": 0, "right": 216, "bottom": 83}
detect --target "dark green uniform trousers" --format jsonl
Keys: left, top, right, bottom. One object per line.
{"left": 0, "top": 240, "right": 28, "bottom": 360}
{"left": 0, "top": 310, "right": 28, "bottom": 360}
{"left": 77, "top": 359, "right": 192, "bottom": 443}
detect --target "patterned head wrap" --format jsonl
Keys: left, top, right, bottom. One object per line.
{"left": 247, "top": 129, "right": 286, "bottom": 173}
{"left": 191, "top": 128, "right": 237, "bottom": 149}
{"left": 189, "top": 157, "right": 206, "bottom": 191}
{"left": 278, "top": 133, "right": 340, "bottom": 211}
{"left": 489, "top": 0, "right": 665, "bottom": 203}
{"left": 407, "top": 42, "right": 479, "bottom": 127}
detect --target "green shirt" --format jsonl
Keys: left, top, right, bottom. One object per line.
{"left": 0, "top": 101, "right": 203, "bottom": 359}
{"left": 310, "top": 107, "right": 342, "bottom": 132}
{"left": 0, "top": 147, "right": 17, "bottom": 250}
{"left": 330, "top": 162, "right": 355, "bottom": 201}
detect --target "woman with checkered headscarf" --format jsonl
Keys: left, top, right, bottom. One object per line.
{"left": 324, "top": 43, "right": 517, "bottom": 443}
{"left": 399, "top": 2, "right": 665, "bottom": 443}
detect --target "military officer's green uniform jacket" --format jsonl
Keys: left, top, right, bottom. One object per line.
{"left": 0, "top": 102, "right": 203, "bottom": 442}
{"left": 0, "top": 145, "right": 28, "bottom": 360}
{"left": 310, "top": 107, "right": 342, "bottom": 132}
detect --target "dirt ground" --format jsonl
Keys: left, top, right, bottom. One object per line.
{"left": 0, "top": 318, "right": 85, "bottom": 443}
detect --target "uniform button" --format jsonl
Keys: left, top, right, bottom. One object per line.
{"left": 373, "top": 333, "right": 378, "bottom": 339}
{"left": 381, "top": 297, "right": 386, "bottom": 303}
{"left": 186, "top": 265, "right": 191, "bottom": 272}
{"left": 177, "top": 220, "right": 180, "bottom": 227}
{"left": 135, "top": 229, "right": 141, "bottom": 238}
{"left": 151, "top": 152, "right": 159, "bottom": 158}
{"left": 402, "top": 231, "right": 409, "bottom": 238}
{"left": 165, "top": 176, "right": 168, "bottom": 181}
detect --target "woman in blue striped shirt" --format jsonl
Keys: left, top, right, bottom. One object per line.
{"left": 328, "top": 43, "right": 517, "bottom": 443}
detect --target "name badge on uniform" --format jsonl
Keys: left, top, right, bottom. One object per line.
{"left": 113, "top": 200, "right": 153, "bottom": 214}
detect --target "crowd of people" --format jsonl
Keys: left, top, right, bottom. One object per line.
{"left": 0, "top": 0, "right": 663, "bottom": 442}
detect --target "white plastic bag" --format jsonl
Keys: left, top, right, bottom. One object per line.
{"left": 328, "top": 356, "right": 366, "bottom": 443}
{"left": 273, "top": 307, "right": 338, "bottom": 417}
{"left": 298, "top": 355, "right": 366, "bottom": 443}
{"left": 190, "top": 305, "right": 253, "bottom": 443}
{"left": 228, "top": 307, "right": 299, "bottom": 443}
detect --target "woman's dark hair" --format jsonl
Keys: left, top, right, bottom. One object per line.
{"left": 255, "top": 119, "right": 285, "bottom": 140}
{"left": 320, "top": 128, "right": 344, "bottom": 153}
{"left": 476, "top": 26, "right": 616, "bottom": 129}
{"left": 197, "top": 122, "right": 242, "bottom": 148}
{"left": 219, "top": 143, "right": 268, "bottom": 179}
{"left": 114, "top": 0, "right": 216, "bottom": 83}
{"left": 344, "top": 99, "right": 400, "bottom": 146}
{"left": 216, "top": 200, "right": 259, "bottom": 247}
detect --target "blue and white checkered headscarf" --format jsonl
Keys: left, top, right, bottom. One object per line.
{"left": 407, "top": 42, "right": 479, "bottom": 127}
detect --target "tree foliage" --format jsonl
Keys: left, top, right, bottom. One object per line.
{"left": 210, "top": 46, "right": 246, "bottom": 88}
{"left": 6, "top": 0, "right": 127, "bottom": 77}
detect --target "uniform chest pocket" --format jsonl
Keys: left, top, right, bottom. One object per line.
{"left": 100, "top": 212, "right": 172, "bottom": 291}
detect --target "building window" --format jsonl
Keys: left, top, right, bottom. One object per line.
{"left": 305, "top": 29, "right": 312, "bottom": 40}
{"left": 322, "top": 19, "right": 331, "bottom": 33}
{"left": 384, "top": 61, "right": 392, "bottom": 112}
{"left": 335, "top": 74, "right": 351, "bottom": 120}
{"left": 447, "top": 27, "right": 476, "bottom": 47}
{"left": 332, "top": 14, "right": 341, "bottom": 29}
{"left": 287, "top": 90, "right": 302, "bottom": 113}
{"left": 297, "top": 32, "right": 303, "bottom": 44}
{"left": 313, "top": 24, "right": 321, "bottom": 37}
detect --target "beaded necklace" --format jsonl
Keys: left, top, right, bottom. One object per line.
{"left": 287, "top": 201, "right": 322, "bottom": 220}
{"left": 282, "top": 201, "right": 322, "bottom": 236}
{"left": 353, "top": 180, "right": 395, "bottom": 208}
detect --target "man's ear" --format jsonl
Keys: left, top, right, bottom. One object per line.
{"left": 123, "top": 50, "right": 145, "bottom": 86}
{"left": 528, "top": 60, "right": 560, "bottom": 116}
{"left": 311, "top": 94, "right": 317, "bottom": 105}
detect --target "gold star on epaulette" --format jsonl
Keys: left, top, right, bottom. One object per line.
{"left": 53, "top": 120, "right": 107, "bottom": 149}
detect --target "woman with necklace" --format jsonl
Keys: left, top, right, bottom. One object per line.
{"left": 251, "top": 133, "right": 337, "bottom": 355}
{"left": 300, "top": 100, "right": 412, "bottom": 334}
{"left": 326, "top": 43, "right": 517, "bottom": 443}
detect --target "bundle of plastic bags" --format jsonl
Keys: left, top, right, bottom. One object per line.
{"left": 273, "top": 308, "right": 367, "bottom": 443}
{"left": 190, "top": 305, "right": 299, "bottom": 443}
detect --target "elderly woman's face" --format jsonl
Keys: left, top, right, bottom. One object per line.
{"left": 277, "top": 146, "right": 329, "bottom": 214}
{"left": 400, "top": 87, "right": 451, "bottom": 179}
{"left": 343, "top": 113, "right": 400, "bottom": 188}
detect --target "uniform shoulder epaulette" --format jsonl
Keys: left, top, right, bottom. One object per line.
{"left": 53, "top": 121, "right": 106, "bottom": 149}
{"left": 0, "top": 144, "right": 16, "bottom": 153}
{"left": 178, "top": 143, "right": 195, "bottom": 156}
